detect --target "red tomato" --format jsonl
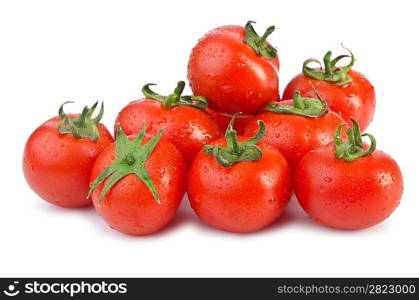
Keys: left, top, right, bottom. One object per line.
{"left": 188, "top": 21, "right": 280, "bottom": 115}
{"left": 214, "top": 111, "right": 254, "bottom": 136}
{"left": 244, "top": 91, "right": 345, "bottom": 170}
{"left": 115, "top": 81, "right": 219, "bottom": 167}
{"left": 283, "top": 48, "right": 375, "bottom": 132}
{"left": 23, "top": 102, "right": 113, "bottom": 208}
{"left": 187, "top": 116, "right": 292, "bottom": 233}
{"left": 89, "top": 125, "right": 186, "bottom": 236}
{"left": 295, "top": 120, "right": 403, "bottom": 230}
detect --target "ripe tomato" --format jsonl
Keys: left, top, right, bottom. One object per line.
{"left": 23, "top": 102, "right": 113, "bottom": 208}
{"left": 187, "top": 115, "right": 292, "bottom": 233}
{"left": 244, "top": 90, "right": 345, "bottom": 170}
{"left": 295, "top": 120, "right": 403, "bottom": 230}
{"left": 214, "top": 111, "right": 254, "bottom": 136}
{"left": 187, "top": 21, "right": 280, "bottom": 115}
{"left": 115, "top": 81, "right": 219, "bottom": 167}
{"left": 89, "top": 125, "right": 186, "bottom": 236}
{"left": 283, "top": 47, "right": 375, "bottom": 132}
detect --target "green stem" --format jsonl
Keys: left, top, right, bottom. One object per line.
{"left": 243, "top": 21, "right": 277, "bottom": 59}
{"left": 334, "top": 119, "right": 376, "bottom": 162}
{"left": 264, "top": 85, "right": 329, "bottom": 117}
{"left": 142, "top": 81, "right": 208, "bottom": 109}
{"left": 88, "top": 123, "right": 163, "bottom": 204}
{"left": 204, "top": 113, "right": 265, "bottom": 167}
{"left": 303, "top": 45, "right": 355, "bottom": 85}
{"left": 57, "top": 101, "right": 104, "bottom": 141}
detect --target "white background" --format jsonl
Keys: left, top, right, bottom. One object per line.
{"left": 1, "top": 0, "right": 418, "bottom": 277}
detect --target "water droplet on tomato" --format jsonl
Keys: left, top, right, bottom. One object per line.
{"left": 323, "top": 176, "right": 332, "bottom": 183}
{"left": 180, "top": 122, "right": 190, "bottom": 129}
{"left": 155, "top": 117, "right": 167, "bottom": 124}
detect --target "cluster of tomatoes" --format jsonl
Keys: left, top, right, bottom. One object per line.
{"left": 23, "top": 21, "right": 403, "bottom": 235}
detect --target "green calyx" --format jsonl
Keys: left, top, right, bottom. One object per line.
{"left": 334, "top": 119, "right": 376, "bottom": 162}
{"left": 57, "top": 101, "right": 104, "bottom": 141}
{"left": 87, "top": 123, "right": 163, "bottom": 204}
{"left": 142, "top": 80, "right": 208, "bottom": 110}
{"left": 204, "top": 113, "right": 265, "bottom": 167}
{"left": 264, "top": 86, "right": 329, "bottom": 118}
{"left": 303, "top": 45, "right": 355, "bottom": 85}
{"left": 243, "top": 21, "right": 277, "bottom": 59}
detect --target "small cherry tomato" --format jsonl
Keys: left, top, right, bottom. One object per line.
{"left": 295, "top": 120, "right": 403, "bottom": 230}
{"left": 188, "top": 21, "right": 280, "bottom": 115}
{"left": 244, "top": 89, "right": 345, "bottom": 170}
{"left": 187, "top": 115, "right": 292, "bottom": 233}
{"left": 283, "top": 47, "right": 375, "bottom": 131}
{"left": 23, "top": 102, "right": 113, "bottom": 208}
{"left": 115, "top": 81, "right": 219, "bottom": 167}
{"left": 89, "top": 125, "right": 186, "bottom": 235}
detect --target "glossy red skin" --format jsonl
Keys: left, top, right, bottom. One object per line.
{"left": 244, "top": 100, "right": 345, "bottom": 170}
{"left": 115, "top": 99, "right": 220, "bottom": 167}
{"left": 23, "top": 114, "right": 113, "bottom": 208}
{"left": 90, "top": 136, "right": 186, "bottom": 236}
{"left": 295, "top": 144, "right": 403, "bottom": 230}
{"left": 215, "top": 111, "right": 254, "bottom": 136}
{"left": 283, "top": 70, "right": 375, "bottom": 132}
{"left": 187, "top": 137, "right": 292, "bottom": 233}
{"left": 187, "top": 25, "right": 280, "bottom": 115}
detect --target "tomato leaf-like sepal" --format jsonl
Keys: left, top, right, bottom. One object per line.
{"left": 87, "top": 123, "right": 163, "bottom": 204}
{"left": 57, "top": 101, "right": 104, "bottom": 141}
{"left": 265, "top": 86, "right": 329, "bottom": 118}
{"left": 142, "top": 81, "right": 208, "bottom": 110}
{"left": 243, "top": 21, "right": 277, "bottom": 59}
{"left": 334, "top": 119, "right": 376, "bottom": 162}
{"left": 303, "top": 45, "right": 355, "bottom": 85}
{"left": 204, "top": 114, "right": 265, "bottom": 167}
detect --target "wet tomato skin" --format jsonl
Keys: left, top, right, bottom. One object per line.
{"left": 283, "top": 70, "right": 375, "bottom": 132}
{"left": 244, "top": 100, "right": 345, "bottom": 170}
{"left": 90, "top": 136, "right": 186, "bottom": 236}
{"left": 23, "top": 114, "right": 113, "bottom": 208}
{"left": 187, "top": 137, "right": 292, "bottom": 233}
{"left": 295, "top": 144, "right": 403, "bottom": 230}
{"left": 115, "top": 99, "right": 220, "bottom": 167}
{"left": 187, "top": 25, "right": 280, "bottom": 115}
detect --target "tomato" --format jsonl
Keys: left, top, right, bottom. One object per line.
{"left": 187, "top": 115, "right": 292, "bottom": 233}
{"left": 214, "top": 111, "right": 254, "bottom": 136}
{"left": 187, "top": 21, "right": 280, "bottom": 115}
{"left": 244, "top": 90, "right": 345, "bottom": 170}
{"left": 23, "top": 102, "right": 113, "bottom": 208}
{"left": 283, "top": 47, "right": 375, "bottom": 132}
{"left": 115, "top": 81, "right": 219, "bottom": 167}
{"left": 295, "top": 120, "right": 403, "bottom": 230}
{"left": 89, "top": 125, "right": 186, "bottom": 235}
